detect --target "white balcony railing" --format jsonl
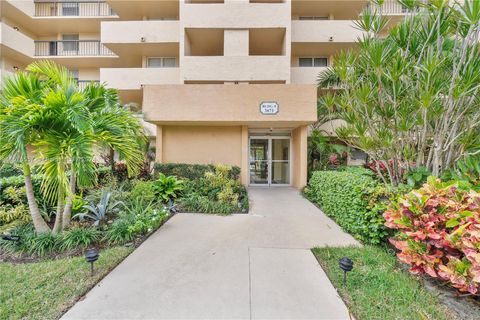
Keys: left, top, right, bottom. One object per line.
{"left": 35, "top": 40, "right": 115, "bottom": 56}
{"left": 34, "top": 1, "right": 116, "bottom": 17}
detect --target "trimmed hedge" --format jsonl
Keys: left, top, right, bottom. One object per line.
{"left": 304, "top": 168, "right": 391, "bottom": 244}
{"left": 154, "top": 163, "right": 240, "bottom": 180}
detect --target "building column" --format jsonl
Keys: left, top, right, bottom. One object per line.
{"left": 155, "top": 125, "right": 163, "bottom": 163}
{"left": 241, "top": 125, "right": 249, "bottom": 185}
{"left": 292, "top": 125, "right": 308, "bottom": 189}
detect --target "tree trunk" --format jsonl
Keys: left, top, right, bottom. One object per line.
{"left": 52, "top": 187, "right": 65, "bottom": 234}
{"left": 62, "top": 173, "right": 76, "bottom": 231}
{"left": 22, "top": 162, "right": 50, "bottom": 233}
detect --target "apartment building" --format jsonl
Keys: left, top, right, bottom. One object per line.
{"left": 0, "top": 0, "right": 409, "bottom": 188}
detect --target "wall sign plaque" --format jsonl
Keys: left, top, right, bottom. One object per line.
{"left": 260, "top": 101, "right": 279, "bottom": 115}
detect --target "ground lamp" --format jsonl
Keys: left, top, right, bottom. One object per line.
{"left": 85, "top": 248, "right": 100, "bottom": 276}
{"left": 339, "top": 257, "right": 353, "bottom": 287}
{"left": 1, "top": 234, "right": 21, "bottom": 243}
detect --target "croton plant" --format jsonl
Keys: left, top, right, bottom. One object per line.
{"left": 384, "top": 177, "right": 480, "bottom": 294}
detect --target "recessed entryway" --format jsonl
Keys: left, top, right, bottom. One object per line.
{"left": 249, "top": 136, "right": 291, "bottom": 186}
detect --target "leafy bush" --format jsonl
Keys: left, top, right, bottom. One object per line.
{"left": 58, "top": 226, "right": 101, "bottom": 251}
{"left": 0, "top": 174, "right": 42, "bottom": 204}
{"left": 0, "top": 204, "right": 31, "bottom": 227}
{"left": 130, "top": 180, "right": 156, "bottom": 203}
{"left": 106, "top": 200, "right": 167, "bottom": 244}
{"left": 305, "top": 170, "right": 394, "bottom": 244}
{"left": 154, "top": 163, "right": 240, "bottom": 180}
{"left": 0, "top": 163, "right": 22, "bottom": 178}
{"left": 28, "top": 232, "right": 59, "bottom": 256}
{"left": 384, "top": 177, "right": 480, "bottom": 295}
{"left": 179, "top": 164, "right": 248, "bottom": 214}
{"left": 152, "top": 174, "right": 184, "bottom": 203}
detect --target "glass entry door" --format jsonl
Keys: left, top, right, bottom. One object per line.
{"left": 249, "top": 137, "right": 290, "bottom": 186}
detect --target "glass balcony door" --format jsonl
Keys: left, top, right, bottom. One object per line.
{"left": 249, "top": 137, "right": 290, "bottom": 186}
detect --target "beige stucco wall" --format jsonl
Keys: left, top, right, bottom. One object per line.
{"left": 143, "top": 84, "right": 317, "bottom": 125}
{"left": 292, "top": 125, "right": 308, "bottom": 189}
{"left": 159, "top": 125, "right": 243, "bottom": 168}
{"left": 101, "top": 21, "right": 179, "bottom": 44}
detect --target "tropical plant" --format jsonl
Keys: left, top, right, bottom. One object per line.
{"left": 0, "top": 71, "right": 51, "bottom": 232}
{"left": 318, "top": 0, "right": 480, "bottom": 185}
{"left": 152, "top": 173, "right": 184, "bottom": 203}
{"left": 308, "top": 129, "right": 349, "bottom": 174}
{"left": 74, "top": 189, "right": 122, "bottom": 226}
{"left": 130, "top": 180, "right": 156, "bottom": 203}
{"left": 384, "top": 177, "right": 480, "bottom": 294}
{"left": 58, "top": 226, "right": 100, "bottom": 251}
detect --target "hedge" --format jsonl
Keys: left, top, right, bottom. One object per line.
{"left": 154, "top": 163, "right": 241, "bottom": 181}
{"left": 304, "top": 168, "right": 391, "bottom": 244}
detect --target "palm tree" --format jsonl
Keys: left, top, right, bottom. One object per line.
{"left": 0, "top": 72, "right": 50, "bottom": 233}
{"left": 1, "top": 60, "right": 147, "bottom": 233}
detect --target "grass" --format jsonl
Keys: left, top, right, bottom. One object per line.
{"left": 0, "top": 246, "right": 133, "bottom": 320}
{"left": 312, "top": 245, "right": 457, "bottom": 320}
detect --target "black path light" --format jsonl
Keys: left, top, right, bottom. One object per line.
{"left": 1, "top": 234, "right": 21, "bottom": 243}
{"left": 85, "top": 248, "right": 100, "bottom": 276}
{"left": 339, "top": 257, "right": 354, "bottom": 287}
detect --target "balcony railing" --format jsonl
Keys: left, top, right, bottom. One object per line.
{"left": 77, "top": 80, "right": 100, "bottom": 90}
{"left": 34, "top": 1, "right": 116, "bottom": 17}
{"left": 370, "top": 0, "right": 426, "bottom": 15}
{"left": 34, "top": 40, "right": 115, "bottom": 56}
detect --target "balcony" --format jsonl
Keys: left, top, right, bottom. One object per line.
{"left": 182, "top": 56, "right": 289, "bottom": 82}
{"left": 291, "top": 67, "right": 328, "bottom": 85}
{"left": 291, "top": 20, "right": 364, "bottom": 43}
{"left": 34, "top": 1, "right": 116, "bottom": 17}
{"left": 181, "top": 1, "right": 289, "bottom": 28}
{"left": 100, "top": 68, "right": 180, "bottom": 90}
{"left": 77, "top": 80, "right": 100, "bottom": 90}
{"left": 0, "top": 22, "right": 35, "bottom": 59}
{"left": 142, "top": 84, "right": 317, "bottom": 125}
{"left": 102, "top": 21, "right": 179, "bottom": 44}
{"left": 34, "top": 40, "right": 115, "bottom": 57}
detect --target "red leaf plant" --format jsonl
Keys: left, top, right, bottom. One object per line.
{"left": 384, "top": 177, "right": 480, "bottom": 294}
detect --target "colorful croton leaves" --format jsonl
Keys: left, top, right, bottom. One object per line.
{"left": 384, "top": 177, "right": 480, "bottom": 294}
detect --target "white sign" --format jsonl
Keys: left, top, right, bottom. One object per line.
{"left": 260, "top": 101, "right": 279, "bottom": 115}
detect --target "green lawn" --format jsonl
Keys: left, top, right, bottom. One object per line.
{"left": 0, "top": 246, "right": 133, "bottom": 320}
{"left": 312, "top": 246, "right": 457, "bottom": 320}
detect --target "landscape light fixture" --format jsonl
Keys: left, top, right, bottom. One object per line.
{"left": 1, "top": 234, "right": 21, "bottom": 243}
{"left": 339, "top": 257, "right": 353, "bottom": 287}
{"left": 85, "top": 248, "right": 100, "bottom": 276}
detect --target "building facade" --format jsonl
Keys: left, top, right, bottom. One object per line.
{"left": 0, "top": 0, "right": 409, "bottom": 188}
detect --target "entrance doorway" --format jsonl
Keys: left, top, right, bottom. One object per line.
{"left": 249, "top": 137, "right": 291, "bottom": 186}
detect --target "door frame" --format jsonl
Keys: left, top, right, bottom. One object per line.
{"left": 248, "top": 136, "right": 292, "bottom": 187}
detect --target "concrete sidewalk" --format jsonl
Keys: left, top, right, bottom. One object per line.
{"left": 63, "top": 188, "right": 358, "bottom": 319}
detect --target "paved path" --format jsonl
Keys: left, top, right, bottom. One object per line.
{"left": 63, "top": 188, "right": 358, "bottom": 319}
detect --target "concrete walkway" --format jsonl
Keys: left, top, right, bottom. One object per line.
{"left": 63, "top": 188, "right": 358, "bottom": 319}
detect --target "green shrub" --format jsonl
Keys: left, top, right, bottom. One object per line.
{"left": 0, "top": 163, "right": 22, "bottom": 178}
{"left": 58, "top": 226, "right": 101, "bottom": 251}
{"left": 106, "top": 200, "right": 167, "bottom": 244}
{"left": 0, "top": 204, "right": 31, "bottom": 225}
{"left": 179, "top": 164, "right": 248, "bottom": 214}
{"left": 154, "top": 163, "right": 240, "bottom": 180}
{"left": 0, "top": 174, "right": 42, "bottom": 204}
{"left": 28, "top": 232, "right": 58, "bottom": 256}
{"left": 305, "top": 170, "right": 394, "bottom": 244}
{"left": 152, "top": 174, "right": 184, "bottom": 203}
{"left": 130, "top": 180, "right": 156, "bottom": 202}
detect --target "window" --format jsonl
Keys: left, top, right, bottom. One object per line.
{"left": 62, "top": 2, "right": 79, "bottom": 16}
{"left": 62, "top": 34, "right": 79, "bottom": 52}
{"left": 298, "top": 16, "right": 329, "bottom": 20}
{"left": 147, "top": 57, "right": 176, "bottom": 68}
{"left": 299, "top": 57, "right": 328, "bottom": 67}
